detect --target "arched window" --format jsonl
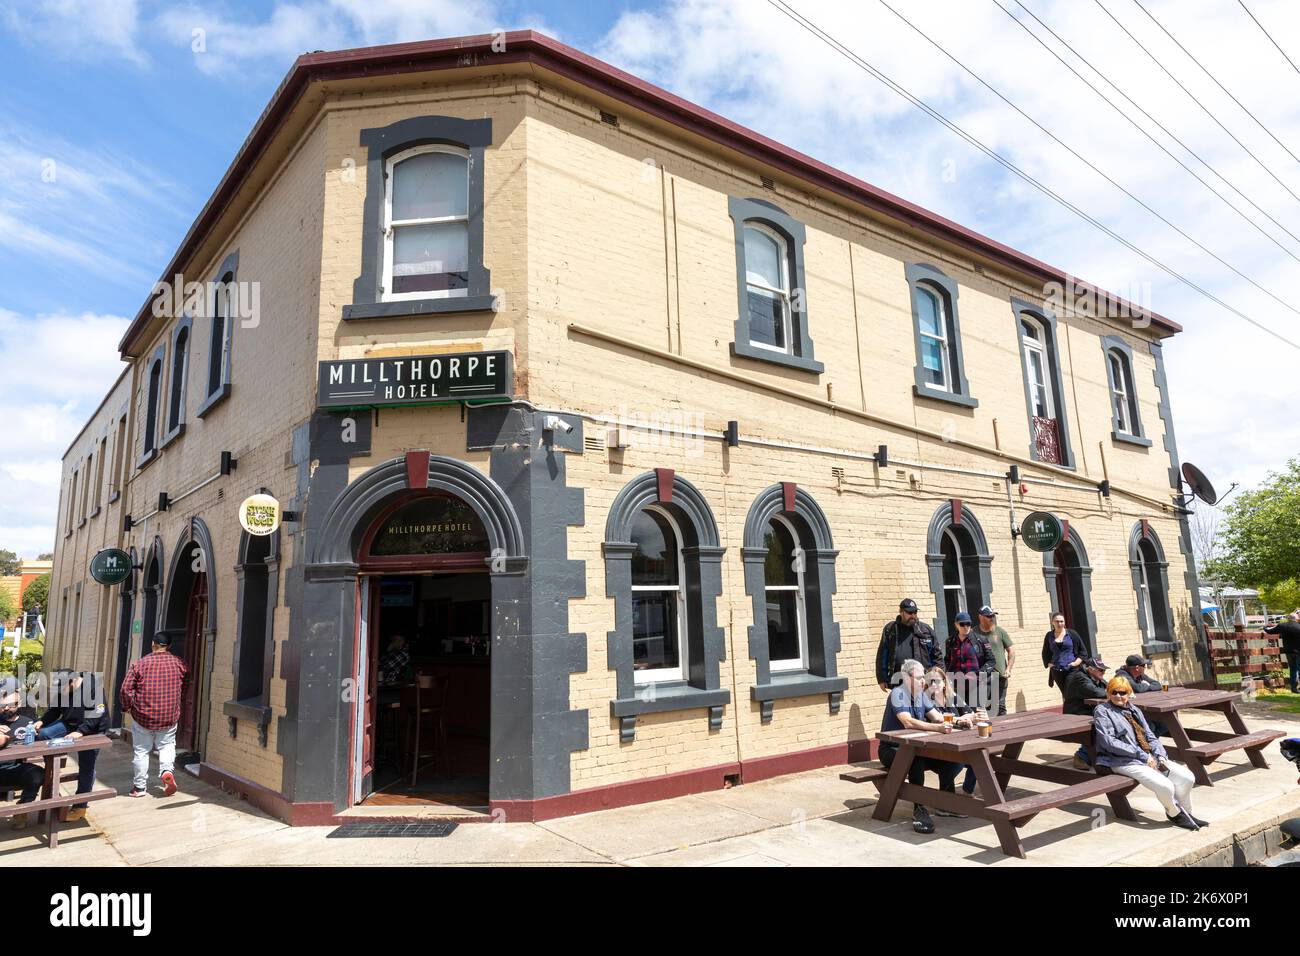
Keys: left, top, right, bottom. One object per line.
{"left": 925, "top": 501, "right": 994, "bottom": 646}
{"left": 630, "top": 506, "right": 687, "bottom": 682}
{"left": 167, "top": 320, "right": 190, "bottom": 438}
{"left": 762, "top": 515, "right": 806, "bottom": 671}
{"left": 907, "top": 263, "right": 975, "bottom": 407}
{"left": 384, "top": 145, "right": 470, "bottom": 299}
{"left": 1021, "top": 316, "right": 1054, "bottom": 419}
{"left": 915, "top": 284, "right": 952, "bottom": 390}
{"left": 208, "top": 274, "right": 232, "bottom": 396}
{"left": 1015, "top": 302, "right": 1073, "bottom": 467}
{"left": 142, "top": 350, "right": 163, "bottom": 459}
{"left": 1108, "top": 350, "right": 1131, "bottom": 433}
{"left": 743, "top": 222, "right": 792, "bottom": 353}
{"left": 1043, "top": 526, "right": 1097, "bottom": 655}
{"left": 1101, "top": 336, "right": 1150, "bottom": 446}
{"left": 1129, "top": 524, "right": 1172, "bottom": 649}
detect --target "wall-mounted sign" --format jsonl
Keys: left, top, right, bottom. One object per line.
{"left": 238, "top": 493, "right": 281, "bottom": 536}
{"left": 89, "top": 548, "right": 133, "bottom": 586}
{"left": 317, "top": 350, "right": 513, "bottom": 409}
{"left": 368, "top": 495, "right": 490, "bottom": 558}
{"left": 1020, "top": 511, "right": 1063, "bottom": 552}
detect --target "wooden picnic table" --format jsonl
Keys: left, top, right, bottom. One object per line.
{"left": 1086, "top": 686, "right": 1285, "bottom": 786}
{"left": 864, "top": 711, "right": 1138, "bottom": 859}
{"left": 0, "top": 734, "right": 115, "bottom": 848}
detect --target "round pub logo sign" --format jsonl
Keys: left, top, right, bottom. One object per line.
{"left": 89, "top": 548, "right": 133, "bottom": 586}
{"left": 238, "top": 493, "right": 281, "bottom": 537}
{"left": 1020, "top": 511, "right": 1063, "bottom": 552}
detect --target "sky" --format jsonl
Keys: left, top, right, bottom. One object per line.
{"left": 1, "top": 0, "right": 1298, "bottom": 558}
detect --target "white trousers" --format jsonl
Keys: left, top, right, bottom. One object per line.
{"left": 131, "top": 724, "right": 177, "bottom": 791}
{"left": 1111, "top": 759, "right": 1195, "bottom": 817}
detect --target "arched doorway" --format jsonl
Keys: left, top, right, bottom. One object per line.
{"left": 1043, "top": 529, "right": 1096, "bottom": 657}
{"left": 924, "top": 501, "right": 994, "bottom": 647}
{"left": 160, "top": 522, "right": 218, "bottom": 760}
{"left": 355, "top": 491, "right": 494, "bottom": 809}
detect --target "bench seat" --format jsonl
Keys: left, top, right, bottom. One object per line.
{"left": 839, "top": 765, "right": 887, "bottom": 785}
{"left": 986, "top": 774, "right": 1136, "bottom": 822}
{"left": 1185, "top": 729, "right": 1285, "bottom": 760}
{"left": 0, "top": 788, "right": 115, "bottom": 818}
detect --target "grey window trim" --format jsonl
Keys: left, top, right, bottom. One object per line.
{"left": 906, "top": 262, "right": 978, "bottom": 408}
{"left": 344, "top": 115, "right": 495, "bottom": 321}
{"left": 1128, "top": 523, "right": 1175, "bottom": 654}
{"left": 604, "top": 470, "right": 730, "bottom": 742}
{"left": 924, "top": 501, "right": 994, "bottom": 647}
{"left": 1100, "top": 335, "right": 1151, "bottom": 448}
{"left": 199, "top": 250, "right": 239, "bottom": 417}
{"left": 223, "top": 522, "right": 280, "bottom": 746}
{"left": 726, "top": 196, "right": 824, "bottom": 373}
{"left": 137, "top": 344, "right": 166, "bottom": 468}
{"left": 742, "top": 484, "right": 846, "bottom": 722}
{"left": 1012, "top": 298, "right": 1075, "bottom": 469}
{"left": 162, "top": 315, "right": 192, "bottom": 447}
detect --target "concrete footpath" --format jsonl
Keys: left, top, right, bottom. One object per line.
{"left": 4, "top": 706, "right": 1298, "bottom": 867}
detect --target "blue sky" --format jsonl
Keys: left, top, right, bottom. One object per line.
{"left": 2, "top": 0, "right": 1299, "bottom": 559}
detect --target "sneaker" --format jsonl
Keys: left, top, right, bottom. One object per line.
{"left": 1166, "top": 810, "right": 1199, "bottom": 831}
{"left": 1072, "top": 756, "right": 1092, "bottom": 771}
{"left": 161, "top": 771, "right": 177, "bottom": 796}
{"left": 128, "top": 787, "right": 148, "bottom": 798}
{"left": 912, "top": 805, "right": 935, "bottom": 834}
{"left": 65, "top": 807, "right": 87, "bottom": 822}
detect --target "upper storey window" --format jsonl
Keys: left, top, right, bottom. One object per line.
{"left": 385, "top": 146, "right": 470, "bottom": 300}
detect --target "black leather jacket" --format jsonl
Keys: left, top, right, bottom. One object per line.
{"left": 876, "top": 617, "right": 938, "bottom": 685}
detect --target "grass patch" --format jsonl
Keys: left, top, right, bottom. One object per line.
{"left": 1254, "top": 688, "right": 1300, "bottom": 714}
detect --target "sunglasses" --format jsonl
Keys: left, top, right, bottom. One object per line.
{"left": 1110, "top": 690, "right": 1130, "bottom": 697}
{"left": 957, "top": 622, "right": 972, "bottom": 628}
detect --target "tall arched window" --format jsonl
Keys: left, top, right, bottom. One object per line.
{"left": 940, "top": 526, "right": 984, "bottom": 635}
{"left": 208, "top": 274, "right": 232, "bottom": 395}
{"left": 906, "top": 263, "right": 975, "bottom": 407}
{"left": 630, "top": 506, "right": 686, "bottom": 682}
{"left": 916, "top": 284, "right": 952, "bottom": 391}
{"left": 763, "top": 515, "right": 806, "bottom": 671}
{"left": 166, "top": 319, "right": 191, "bottom": 439}
{"left": 141, "top": 349, "right": 164, "bottom": 460}
{"left": 1016, "top": 306, "right": 1072, "bottom": 466}
{"left": 743, "top": 222, "right": 792, "bottom": 353}
{"left": 384, "top": 145, "right": 470, "bottom": 299}
{"left": 1021, "top": 316, "right": 1054, "bottom": 420}
{"left": 1129, "top": 523, "right": 1172, "bottom": 649}
{"left": 1108, "top": 350, "right": 1132, "bottom": 433}
{"left": 925, "top": 501, "right": 994, "bottom": 646}
{"left": 1101, "top": 336, "right": 1150, "bottom": 446}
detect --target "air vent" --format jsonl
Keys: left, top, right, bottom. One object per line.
{"left": 760, "top": 175, "right": 775, "bottom": 190}
{"left": 600, "top": 110, "right": 619, "bottom": 127}
{"left": 217, "top": 488, "right": 225, "bottom": 501}
{"left": 583, "top": 435, "right": 604, "bottom": 454}
{"left": 831, "top": 467, "right": 845, "bottom": 479}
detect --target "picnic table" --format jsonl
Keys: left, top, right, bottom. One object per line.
{"left": 1087, "top": 686, "right": 1285, "bottom": 786}
{"left": 847, "top": 711, "right": 1139, "bottom": 859}
{"left": 0, "top": 734, "right": 115, "bottom": 848}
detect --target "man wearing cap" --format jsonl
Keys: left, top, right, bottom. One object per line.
{"left": 876, "top": 599, "right": 939, "bottom": 691}
{"left": 119, "top": 633, "right": 189, "bottom": 799}
{"left": 1062, "top": 657, "right": 1109, "bottom": 769}
{"left": 976, "top": 605, "right": 1014, "bottom": 717}
{"left": 1117, "top": 655, "right": 1168, "bottom": 735}
{"left": 943, "top": 612, "right": 996, "bottom": 710}
{"left": 1263, "top": 611, "right": 1300, "bottom": 694}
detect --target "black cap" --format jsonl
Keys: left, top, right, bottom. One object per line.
{"left": 954, "top": 612, "right": 972, "bottom": 625}
{"left": 899, "top": 598, "right": 918, "bottom": 613}
{"left": 1125, "top": 654, "right": 1151, "bottom": 668}
{"left": 1085, "top": 657, "right": 1107, "bottom": 671}
{"left": 153, "top": 632, "right": 173, "bottom": 647}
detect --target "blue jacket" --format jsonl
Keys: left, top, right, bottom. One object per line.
{"left": 1093, "top": 701, "right": 1167, "bottom": 768}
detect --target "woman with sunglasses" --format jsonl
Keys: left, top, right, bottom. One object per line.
{"left": 1093, "top": 676, "right": 1206, "bottom": 830}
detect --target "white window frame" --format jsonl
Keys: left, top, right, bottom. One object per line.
{"left": 1021, "top": 317, "right": 1055, "bottom": 419}
{"left": 631, "top": 505, "right": 688, "bottom": 685}
{"left": 941, "top": 527, "right": 968, "bottom": 615}
{"left": 765, "top": 514, "right": 808, "bottom": 673}
{"left": 916, "top": 283, "right": 952, "bottom": 392}
{"left": 743, "top": 222, "right": 793, "bottom": 355}
{"left": 1109, "top": 350, "right": 1133, "bottom": 434}
{"left": 1137, "top": 552, "right": 1155, "bottom": 638}
{"left": 381, "top": 144, "right": 470, "bottom": 303}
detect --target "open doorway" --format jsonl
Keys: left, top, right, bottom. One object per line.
{"left": 352, "top": 492, "right": 493, "bottom": 812}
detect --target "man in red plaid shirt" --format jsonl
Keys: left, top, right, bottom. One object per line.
{"left": 120, "top": 632, "right": 188, "bottom": 798}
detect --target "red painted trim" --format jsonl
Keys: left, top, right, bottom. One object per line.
{"left": 117, "top": 32, "right": 1178, "bottom": 355}
{"left": 741, "top": 738, "right": 877, "bottom": 783}
{"left": 405, "top": 450, "right": 430, "bottom": 490}
{"left": 782, "top": 481, "right": 797, "bottom": 514}
{"left": 655, "top": 467, "right": 675, "bottom": 504}
{"left": 1141, "top": 518, "right": 1150, "bottom": 540}
{"left": 951, "top": 497, "right": 963, "bottom": 526}
{"left": 197, "top": 761, "right": 334, "bottom": 825}
{"left": 493, "top": 762, "right": 737, "bottom": 822}
{"left": 1061, "top": 518, "right": 1070, "bottom": 544}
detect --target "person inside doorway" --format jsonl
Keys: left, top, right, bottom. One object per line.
{"left": 378, "top": 634, "right": 412, "bottom": 685}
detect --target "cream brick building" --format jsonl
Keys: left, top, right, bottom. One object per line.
{"left": 46, "top": 32, "right": 1206, "bottom": 824}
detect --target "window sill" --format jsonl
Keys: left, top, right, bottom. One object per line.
{"left": 77, "top": 518, "right": 86, "bottom": 530}
{"left": 730, "top": 339, "right": 824, "bottom": 374}
{"left": 108, "top": 490, "right": 121, "bottom": 505}
{"left": 196, "top": 383, "right": 231, "bottom": 419}
{"left": 912, "top": 383, "right": 979, "bottom": 409}
{"left": 136, "top": 447, "right": 158, "bottom": 472}
{"left": 159, "top": 423, "right": 185, "bottom": 451}
{"left": 89, "top": 506, "right": 101, "bottom": 520}
{"left": 343, "top": 294, "right": 498, "bottom": 321}
{"left": 610, "top": 682, "right": 731, "bottom": 743}
{"left": 1112, "top": 430, "right": 1152, "bottom": 448}
{"left": 752, "top": 672, "right": 848, "bottom": 723}
{"left": 1141, "top": 639, "right": 1177, "bottom": 657}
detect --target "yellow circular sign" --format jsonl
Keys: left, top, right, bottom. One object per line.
{"left": 238, "top": 493, "right": 281, "bottom": 536}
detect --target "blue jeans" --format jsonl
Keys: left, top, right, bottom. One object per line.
{"left": 37, "top": 721, "right": 68, "bottom": 740}
{"left": 72, "top": 749, "right": 98, "bottom": 809}
{"left": 1288, "top": 653, "right": 1299, "bottom": 694}
{"left": 1075, "top": 744, "right": 1092, "bottom": 765}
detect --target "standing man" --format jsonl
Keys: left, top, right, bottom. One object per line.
{"left": 120, "top": 633, "right": 188, "bottom": 799}
{"left": 943, "top": 612, "right": 996, "bottom": 714}
{"left": 876, "top": 598, "right": 938, "bottom": 691}
{"left": 976, "top": 605, "right": 1014, "bottom": 716}
{"left": 1264, "top": 611, "right": 1300, "bottom": 694}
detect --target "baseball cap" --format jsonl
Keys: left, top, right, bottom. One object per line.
{"left": 978, "top": 605, "right": 996, "bottom": 618}
{"left": 1085, "top": 657, "right": 1107, "bottom": 671}
{"left": 899, "top": 598, "right": 918, "bottom": 613}
{"left": 1125, "top": 654, "right": 1152, "bottom": 668}
{"left": 954, "top": 612, "right": 972, "bottom": 625}
{"left": 153, "top": 631, "right": 173, "bottom": 647}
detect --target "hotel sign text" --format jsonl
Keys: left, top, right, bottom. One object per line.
{"left": 317, "top": 350, "right": 513, "bottom": 409}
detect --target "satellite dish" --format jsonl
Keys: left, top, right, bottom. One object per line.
{"left": 1181, "top": 462, "right": 1218, "bottom": 506}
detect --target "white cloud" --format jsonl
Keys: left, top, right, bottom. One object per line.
{"left": 1, "top": 0, "right": 147, "bottom": 66}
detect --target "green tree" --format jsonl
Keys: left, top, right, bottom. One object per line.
{"left": 21, "top": 572, "right": 50, "bottom": 614}
{"left": 0, "top": 589, "right": 16, "bottom": 623}
{"left": 1205, "top": 457, "right": 1300, "bottom": 589}
{"left": 1260, "top": 578, "right": 1300, "bottom": 615}
{"left": 36, "top": 552, "right": 53, "bottom": 561}
{"left": 0, "top": 550, "right": 19, "bottom": 576}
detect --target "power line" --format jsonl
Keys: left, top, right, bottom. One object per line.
{"left": 1132, "top": 0, "right": 1300, "bottom": 166}
{"left": 875, "top": 0, "right": 1300, "bottom": 325}
{"left": 1238, "top": 0, "right": 1300, "bottom": 81}
{"left": 1093, "top": 0, "right": 1300, "bottom": 206}
{"left": 761, "top": 0, "right": 1300, "bottom": 350}
{"left": 999, "top": 0, "right": 1300, "bottom": 259}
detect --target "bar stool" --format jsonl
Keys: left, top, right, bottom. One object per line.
{"left": 407, "top": 674, "right": 450, "bottom": 787}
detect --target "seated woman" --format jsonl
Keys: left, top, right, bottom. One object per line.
{"left": 31, "top": 672, "right": 107, "bottom": 822}
{"left": 925, "top": 666, "right": 988, "bottom": 798}
{"left": 1094, "top": 676, "right": 1206, "bottom": 831}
